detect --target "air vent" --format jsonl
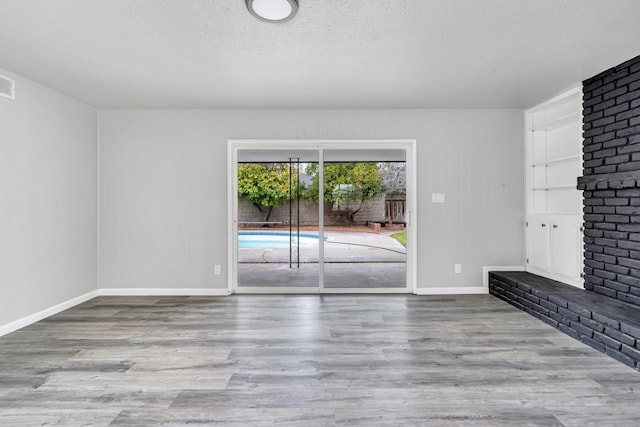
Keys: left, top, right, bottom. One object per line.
{"left": 0, "top": 74, "right": 16, "bottom": 100}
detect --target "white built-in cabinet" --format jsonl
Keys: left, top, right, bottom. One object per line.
{"left": 525, "top": 87, "right": 583, "bottom": 288}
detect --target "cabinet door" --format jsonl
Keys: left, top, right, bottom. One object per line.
{"left": 527, "top": 219, "right": 549, "bottom": 271}
{"left": 550, "top": 219, "right": 582, "bottom": 280}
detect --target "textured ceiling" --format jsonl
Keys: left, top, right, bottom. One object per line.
{"left": 0, "top": 0, "right": 639, "bottom": 109}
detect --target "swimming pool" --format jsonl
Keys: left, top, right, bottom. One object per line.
{"left": 238, "top": 231, "right": 322, "bottom": 249}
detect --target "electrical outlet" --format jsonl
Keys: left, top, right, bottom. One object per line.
{"left": 214, "top": 265, "right": 221, "bottom": 275}
{"left": 454, "top": 264, "right": 461, "bottom": 274}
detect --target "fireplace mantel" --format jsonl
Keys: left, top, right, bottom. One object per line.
{"left": 578, "top": 171, "right": 640, "bottom": 191}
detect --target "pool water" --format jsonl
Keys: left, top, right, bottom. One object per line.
{"left": 238, "top": 231, "right": 321, "bottom": 249}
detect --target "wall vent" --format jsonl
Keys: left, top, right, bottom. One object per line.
{"left": 0, "top": 74, "right": 16, "bottom": 100}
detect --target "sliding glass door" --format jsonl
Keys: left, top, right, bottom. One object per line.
{"left": 230, "top": 141, "right": 413, "bottom": 293}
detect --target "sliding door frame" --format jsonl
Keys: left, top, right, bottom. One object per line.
{"left": 227, "top": 139, "right": 417, "bottom": 294}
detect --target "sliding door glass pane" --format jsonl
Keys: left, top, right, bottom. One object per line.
{"left": 322, "top": 149, "right": 407, "bottom": 289}
{"left": 237, "top": 149, "right": 320, "bottom": 289}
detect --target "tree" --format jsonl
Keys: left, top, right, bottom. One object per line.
{"left": 305, "top": 162, "right": 382, "bottom": 224}
{"left": 237, "top": 163, "right": 300, "bottom": 223}
{"left": 377, "top": 162, "right": 406, "bottom": 224}
{"left": 378, "top": 162, "right": 406, "bottom": 195}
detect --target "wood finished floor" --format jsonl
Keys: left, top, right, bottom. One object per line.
{"left": 1, "top": 295, "right": 640, "bottom": 426}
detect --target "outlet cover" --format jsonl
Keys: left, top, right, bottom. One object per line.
{"left": 214, "top": 265, "right": 221, "bottom": 275}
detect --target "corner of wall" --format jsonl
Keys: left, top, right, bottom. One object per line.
{"left": 96, "top": 109, "right": 101, "bottom": 291}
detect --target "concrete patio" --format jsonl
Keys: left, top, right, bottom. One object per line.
{"left": 238, "top": 231, "right": 407, "bottom": 289}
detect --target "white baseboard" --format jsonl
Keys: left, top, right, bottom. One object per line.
{"left": 2, "top": 272, "right": 525, "bottom": 338}
{"left": 0, "top": 288, "right": 231, "bottom": 337}
{"left": 483, "top": 266, "right": 525, "bottom": 290}
{"left": 97, "top": 288, "right": 232, "bottom": 296}
{"left": 0, "top": 290, "right": 99, "bottom": 338}
{"left": 414, "top": 286, "right": 488, "bottom": 295}
{"left": 414, "top": 266, "right": 526, "bottom": 296}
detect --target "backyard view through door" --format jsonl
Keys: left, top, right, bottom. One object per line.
{"left": 236, "top": 147, "right": 407, "bottom": 291}
{"left": 322, "top": 149, "right": 407, "bottom": 289}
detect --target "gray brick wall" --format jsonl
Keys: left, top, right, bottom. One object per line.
{"left": 578, "top": 54, "right": 640, "bottom": 306}
{"left": 238, "top": 197, "right": 319, "bottom": 226}
{"left": 582, "top": 57, "right": 640, "bottom": 177}
{"left": 238, "top": 193, "right": 386, "bottom": 226}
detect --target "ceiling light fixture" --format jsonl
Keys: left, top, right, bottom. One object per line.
{"left": 245, "top": 0, "right": 298, "bottom": 23}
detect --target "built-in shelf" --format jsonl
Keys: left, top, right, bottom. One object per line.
{"left": 525, "top": 87, "right": 583, "bottom": 288}
{"left": 532, "top": 111, "right": 580, "bottom": 132}
{"left": 532, "top": 155, "right": 581, "bottom": 167}
{"left": 532, "top": 185, "right": 577, "bottom": 191}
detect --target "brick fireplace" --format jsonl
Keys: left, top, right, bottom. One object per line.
{"left": 578, "top": 54, "right": 640, "bottom": 306}
{"left": 489, "top": 54, "right": 640, "bottom": 370}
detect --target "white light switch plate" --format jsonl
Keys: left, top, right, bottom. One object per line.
{"left": 432, "top": 193, "right": 445, "bottom": 203}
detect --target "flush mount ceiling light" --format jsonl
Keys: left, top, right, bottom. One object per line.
{"left": 245, "top": 0, "right": 298, "bottom": 23}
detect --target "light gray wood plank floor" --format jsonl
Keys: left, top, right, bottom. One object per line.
{"left": 1, "top": 295, "right": 639, "bottom": 426}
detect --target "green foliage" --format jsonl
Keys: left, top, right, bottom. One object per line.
{"left": 237, "top": 163, "right": 300, "bottom": 222}
{"left": 390, "top": 231, "right": 406, "bottom": 247}
{"left": 305, "top": 162, "right": 381, "bottom": 203}
{"left": 305, "top": 162, "right": 382, "bottom": 223}
{"left": 237, "top": 161, "right": 383, "bottom": 225}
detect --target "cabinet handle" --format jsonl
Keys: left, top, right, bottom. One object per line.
{"left": 541, "top": 223, "right": 546, "bottom": 227}
{"left": 552, "top": 224, "right": 558, "bottom": 228}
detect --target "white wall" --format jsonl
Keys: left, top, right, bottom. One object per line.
{"left": 99, "top": 109, "right": 524, "bottom": 291}
{"left": 0, "top": 70, "right": 97, "bottom": 327}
